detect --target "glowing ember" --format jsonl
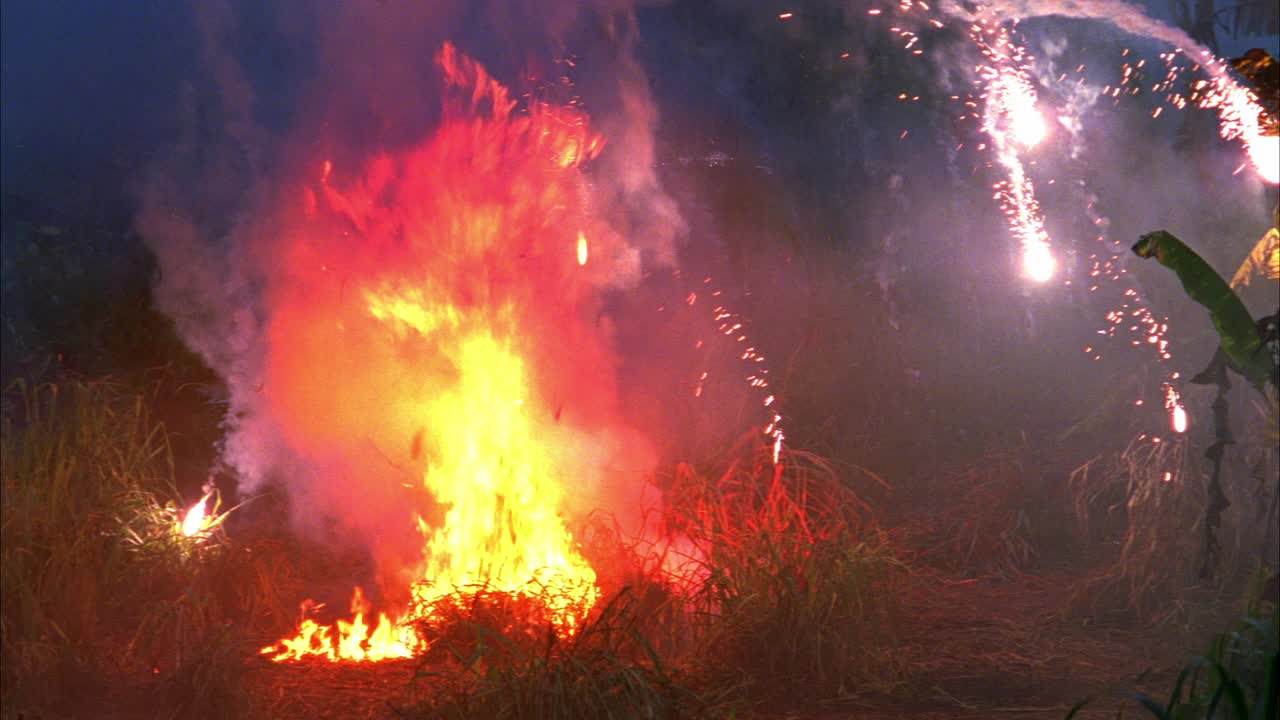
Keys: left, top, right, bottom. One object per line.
{"left": 687, "top": 275, "right": 786, "bottom": 464}
{"left": 259, "top": 43, "right": 640, "bottom": 662}
{"left": 1194, "top": 63, "right": 1279, "bottom": 185}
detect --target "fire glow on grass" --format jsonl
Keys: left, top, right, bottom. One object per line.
{"left": 258, "top": 43, "right": 639, "bottom": 662}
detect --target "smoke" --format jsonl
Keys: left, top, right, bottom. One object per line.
{"left": 941, "top": 0, "right": 1209, "bottom": 57}
{"left": 136, "top": 0, "right": 682, "bottom": 571}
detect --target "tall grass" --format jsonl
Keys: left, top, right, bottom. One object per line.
{"left": 1068, "top": 585, "right": 1278, "bottom": 720}
{"left": 1068, "top": 435, "right": 1211, "bottom": 625}
{"left": 925, "top": 449, "right": 1043, "bottom": 576}
{"left": 661, "top": 440, "right": 906, "bottom": 697}
{"left": 0, "top": 378, "right": 291, "bottom": 717}
{"left": 402, "top": 587, "right": 721, "bottom": 720}
{"left": 397, "top": 438, "right": 906, "bottom": 717}
{"left": 1, "top": 379, "right": 174, "bottom": 699}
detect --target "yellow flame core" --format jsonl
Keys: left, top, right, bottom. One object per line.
{"left": 180, "top": 493, "right": 210, "bottom": 537}
{"left": 377, "top": 297, "right": 600, "bottom": 627}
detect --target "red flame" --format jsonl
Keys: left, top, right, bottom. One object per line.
{"left": 259, "top": 43, "right": 652, "bottom": 662}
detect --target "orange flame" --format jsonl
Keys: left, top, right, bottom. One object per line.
{"left": 180, "top": 492, "right": 211, "bottom": 537}
{"left": 258, "top": 43, "right": 643, "bottom": 662}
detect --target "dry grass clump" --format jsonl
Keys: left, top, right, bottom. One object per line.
{"left": 1068, "top": 435, "right": 1208, "bottom": 625}
{"left": 399, "top": 588, "right": 720, "bottom": 720}
{"left": 922, "top": 449, "right": 1043, "bottom": 577}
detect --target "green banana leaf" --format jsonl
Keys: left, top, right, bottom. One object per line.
{"left": 1132, "top": 230, "right": 1272, "bottom": 390}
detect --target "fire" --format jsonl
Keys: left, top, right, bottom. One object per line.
{"left": 262, "top": 588, "right": 414, "bottom": 662}
{"left": 259, "top": 43, "right": 642, "bottom": 662}
{"left": 180, "top": 487, "right": 214, "bottom": 537}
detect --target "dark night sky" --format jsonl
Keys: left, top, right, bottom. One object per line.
{"left": 2, "top": 1, "right": 1274, "bottom": 219}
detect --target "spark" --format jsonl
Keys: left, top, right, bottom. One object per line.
{"left": 577, "top": 232, "right": 588, "bottom": 266}
{"left": 1164, "top": 384, "right": 1188, "bottom": 433}
{"left": 970, "top": 17, "right": 1057, "bottom": 283}
{"left": 685, "top": 273, "right": 786, "bottom": 464}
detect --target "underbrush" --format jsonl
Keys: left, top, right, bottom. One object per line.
{"left": 0, "top": 378, "right": 295, "bottom": 718}
{"left": 398, "top": 439, "right": 907, "bottom": 718}
{"left": 666, "top": 443, "right": 906, "bottom": 697}
{"left": 401, "top": 588, "right": 722, "bottom": 720}
{"left": 922, "top": 448, "right": 1047, "bottom": 577}
{"left": 1068, "top": 428, "right": 1277, "bottom": 627}
{"left": 1068, "top": 581, "right": 1278, "bottom": 720}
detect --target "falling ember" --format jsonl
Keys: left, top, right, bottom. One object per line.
{"left": 1192, "top": 60, "right": 1280, "bottom": 185}
{"left": 258, "top": 43, "right": 645, "bottom": 662}
{"left": 971, "top": 18, "right": 1057, "bottom": 283}
{"left": 1164, "top": 384, "right": 1188, "bottom": 434}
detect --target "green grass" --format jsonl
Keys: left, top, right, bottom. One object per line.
{"left": 1067, "top": 593, "right": 1277, "bottom": 720}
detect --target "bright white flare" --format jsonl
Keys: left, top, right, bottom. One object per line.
{"left": 1022, "top": 242, "right": 1056, "bottom": 282}
{"left": 1164, "top": 384, "right": 1188, "bottom": 433}
{"left": 992, "top": 74, "right": 1049, "bottom": 148}
{"left": 181, "top": 493, "right": 211, "bottom": 537}
{"left": 1247, "top": 134, "right": 1279, "bottom": 185}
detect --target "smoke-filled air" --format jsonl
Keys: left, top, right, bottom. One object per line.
{"left": 2, "top": 0, "right": 1276, "bottom": 717}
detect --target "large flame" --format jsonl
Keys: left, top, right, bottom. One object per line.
{"left": 259, "top": 43, "right": 643, "bottom": 662}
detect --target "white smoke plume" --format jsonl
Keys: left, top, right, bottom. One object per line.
{"left": 136, "top": 0, "right": 682, "bottom": 530}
